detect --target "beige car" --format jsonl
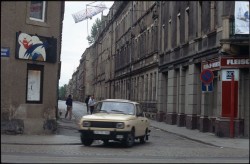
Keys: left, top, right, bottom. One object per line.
{"left": 78, "top": 99, "right": 151, "bottom": 147}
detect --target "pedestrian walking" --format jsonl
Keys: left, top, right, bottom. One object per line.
{"left": 65, "top": 94, "right": 73, "bottom": 120}
{"left": 85, "top": 95, "right": 90, "bottom": 114}
{"left": 88, "top": 95, "right": 96, "bottom": 115}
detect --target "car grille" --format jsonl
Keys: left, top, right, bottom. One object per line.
{"left": 90, "top": 121, "right": 116, "bottom": 128}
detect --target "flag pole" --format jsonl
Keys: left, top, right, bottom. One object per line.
{"left": 86, "top": 5, "right": 89, "bottom": 36}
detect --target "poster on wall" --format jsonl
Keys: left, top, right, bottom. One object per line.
{"left": 234, "top": 1, "right": 249, "bottom": 34}
{"left": 15, "top": 32, "right": 57, "bottom": 63}
{"left": 27, "top": 70, "right": 41, "bottom": 101}
{"left": 221, "top": 69, "right": 239, "bottom": 81}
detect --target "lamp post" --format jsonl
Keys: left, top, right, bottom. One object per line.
{"left": 86, "top": 1, "right": 96, "bottom": 35}
{"left": 85, "top": 2, "right": 107, "bottom": 35}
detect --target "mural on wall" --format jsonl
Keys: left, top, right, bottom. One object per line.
{"left": 16, "top": 32, "right": 57, "bottom": 63}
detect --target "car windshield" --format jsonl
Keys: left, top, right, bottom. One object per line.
{"left": 97, "top": 102, "right": 135, "bottom": 115}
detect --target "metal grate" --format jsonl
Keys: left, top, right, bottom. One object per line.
{"left": 90, "top": 121, "right": 116, "bottom": 128}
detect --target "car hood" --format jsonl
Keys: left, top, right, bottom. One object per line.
{"left": 81, "top": 113, "right": 136, "bottom": 121}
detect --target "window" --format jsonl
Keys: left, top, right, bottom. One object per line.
{"left": 210, "top": 1, "right": 215, "bottom": 30}
{"left": 185, "top": 7, "right": 189, "bottom": 42}
{"left": 29, "top": 1, "right": 46, "bottom": 22}
{"left": 168, "top": 18, "right": 172, "bottom": 49}
{"left": 197, "top": 1, "right": 202, "bottom": 37}
{"left": 177, "top": 13, "right": 181, "bottom": 45}
{"left": 26, "top": 64, "right": 44, "bottom": 103}
{"left": 136, "top": 104, "right": 143, "bottom": 117}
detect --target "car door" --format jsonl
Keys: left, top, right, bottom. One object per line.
{"left": 135, "top": 104, "right": 147, "bottom": 136}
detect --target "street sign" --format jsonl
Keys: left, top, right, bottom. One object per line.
{"left": 202, "top": 82, "right": 213, "bottom": 92}
{"left": 200, "top": 69, "right": 214, "bottom": 84}
{"left": 1, "top": 47, "right": 10, "bottom": 57}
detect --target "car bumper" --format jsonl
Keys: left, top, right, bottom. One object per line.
{"left": 78, "top": 129, "right": 130, "bottom": 140}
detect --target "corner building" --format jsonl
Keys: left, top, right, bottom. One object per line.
{"left": 1, "top": 1, "right": 64, "bottom": 134}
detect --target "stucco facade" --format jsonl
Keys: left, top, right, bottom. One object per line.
{"left": 1, "top": 1, "right": 64, "bottom": 134}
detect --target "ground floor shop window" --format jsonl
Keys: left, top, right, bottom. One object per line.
{"left": 26, "top": 64, "right": 44, "bottom": 103}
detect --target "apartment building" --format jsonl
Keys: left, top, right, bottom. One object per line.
{"left": 157, "top": 1, "right": 249, "bottom": 137}
{"left": 68, "top": 1, "right": 249, "bottom": 138}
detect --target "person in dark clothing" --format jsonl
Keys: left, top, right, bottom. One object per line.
{"left": 65, "top": 94, "right": 73, "bottom": 120}
{"left": 85, "top": 95, "right": 90, "bottom": 114}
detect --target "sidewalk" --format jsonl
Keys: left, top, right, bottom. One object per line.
{"left": 1, "top": 116, "right": 249, "bottom": 150}
{"left": 1, "top": 118, "right": 81, "bottom": 145}
{"left": 150, "top": 120, "right": 249, "bottom": 150}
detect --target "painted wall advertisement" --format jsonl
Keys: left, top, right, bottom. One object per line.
{"left": 15, "top": 32, "right": 57, "bottom": 63}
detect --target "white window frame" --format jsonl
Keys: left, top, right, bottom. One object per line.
{"left": 29, "top": 1, "right": 46, "bottom": 22}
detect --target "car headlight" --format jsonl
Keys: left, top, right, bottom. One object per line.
{"left": 116, "top": 122, "right": 125, "bottom": 129}
{"left": 82, "top": 121, "right": 91, "bottom": 127}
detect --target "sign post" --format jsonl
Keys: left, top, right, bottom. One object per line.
{"left": 200, "top": 69, "right": 214, "bottom": 92}
{"left": 230, "top": 73, "right": 235, "bottom": 138}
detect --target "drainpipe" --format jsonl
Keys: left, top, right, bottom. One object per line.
{"left": 129, "top": 1, "right": 133, "bottom": 100}
{"left": 110, "top": 10, "right": 113, "bottom": 99}
{"left": 230, "top": 74, "right": 235, "bottom": 138}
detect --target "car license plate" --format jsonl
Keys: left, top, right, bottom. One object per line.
{"left": 94, "top": 130, "right": 110, "bottom": 135}
{"left": 116, "top": 135, "right": 123, "bottom": 139}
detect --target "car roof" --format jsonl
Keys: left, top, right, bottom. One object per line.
{"left": 101, "top": 99, "right": 139, "bottom": 104}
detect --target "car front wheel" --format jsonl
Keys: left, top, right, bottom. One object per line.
{"left": 122, "top": 130, "right": 135, "bottom": 147}
{"left": 81, "top": 134, "right": 93, "bottom": 146}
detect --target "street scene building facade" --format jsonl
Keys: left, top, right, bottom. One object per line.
{"left": 67, "top": 1, "right": 249, "bottom": 138}
{"left": 1, "top": 1, "right": 65, "bottom": 134}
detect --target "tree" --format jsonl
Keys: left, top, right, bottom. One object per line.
{"left": 58, "top": 84, "right": 67, "bottom": 100}
{"left": 87, "top": 17, "right": 102, "bottom": 45}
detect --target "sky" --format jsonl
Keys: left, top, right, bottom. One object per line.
{"left": 59, "top": 1, "right": 114, "bottom": 87}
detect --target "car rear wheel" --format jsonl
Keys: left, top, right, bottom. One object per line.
{"left": 122, "top": 130, "right": 135, "bottom": 147}
{"left": 139, "top": 129, "right": 148, "bottom": 144}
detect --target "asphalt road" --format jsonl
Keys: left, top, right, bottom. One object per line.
{"left": 1, "top": 100, "right": 249, "bottom": 163}
{"left": 2, "top": 125, "right": 249, "bottom": 163}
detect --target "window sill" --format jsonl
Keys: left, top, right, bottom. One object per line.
{"left": 26, "top": 19, "right": 50, "bottom": 28}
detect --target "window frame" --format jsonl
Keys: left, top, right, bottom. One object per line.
{"left": 29, "top": 1, "right": 46, "bottom": 22}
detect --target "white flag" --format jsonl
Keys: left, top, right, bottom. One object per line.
{"left": 234, "top": 1, "right": 249, "bottom": 34}
{"left": 72, "top": 3, "right": 107, "bottom": 23}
